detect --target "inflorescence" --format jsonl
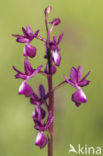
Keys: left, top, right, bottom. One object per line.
{"left": 12, "top": 6, "right": 90, "bottom": 149}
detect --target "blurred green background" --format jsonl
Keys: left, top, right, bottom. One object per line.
{"left": 0, "top": 0, "right": 103, "bottom": 156}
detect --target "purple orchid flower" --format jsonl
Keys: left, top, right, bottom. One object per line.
{"left": 32, "top": 106, "right": 54, "bottom": 149}
{"left": 12, "top": 25, "right": 40, "bottom": 58}
{"left": 49, "top": 33, "right": 63, "bottom": 66}
{"left": 35, "top": 132, "right": 47, "bottom": 148}
{"left": 13, "top": 57, "right": 43, "bottom": 81}
{"left": 64, "top": 66, "right": 90, "bottom": 106}
{"left": 32, "top": 105, "right": 47, "bottom": 149}
{"left": 32, "top": 106, "right": 46, "bottom": 122}
{"left": 30, "top": 84, "right": 49, "bottom": 105}
{"left": 34, "top": 110, "right": 54, "bottom": 132}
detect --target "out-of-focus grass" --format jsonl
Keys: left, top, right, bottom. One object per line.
{"left": 0, "top": 0, "right": 103, "bottom": 156}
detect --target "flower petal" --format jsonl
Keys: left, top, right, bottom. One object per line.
{"left": 57, "top": 33, "right": 63, "bottom": 45}
{"left": 78, "top": 80, "right": 90, "bottom": 87}
{"left": 32, "top": 107, "right": 46, "bottom": 121}
{"left": 35, "top": 111, "right": 54, "bottom": 132}
{"left": 39, "top": 85, "right": 46, "bottom": 99}
{"left": 35, "top": 132, "right": 47, "bottom": 148}
{"left": 44, "top": 111, "right": 54, "bottom": 131}
{"left": 28, "top": 65, "right": 43, "bottom": 80}
{"left": 53, "top": 36, "right": 57, "bottom": 44}
{"left": 22, "top": 26, "right": 33, "bottom": 37}
{"left": 63, "top": 75, "right": 77, "bottom": 88}
{"left": 49, "top": 42, "right": 57, "bottom": 50}
{"left": 80, "top": 71, "right": 90, "bottom": 81}
{"left": 30, "top": 93, "right": 40, "bottom": 105}
{"left": 40, "top": 108, "right": 46, "bottom": 119}
{"left": 18, "top": 81, "right": 33, "bottom": 97}
{"left": 12, "top": 34, "right": 23, "bottom": 38}
{"left": 70, "top": 67, "right": 78, "bottom": 84}
{"left": 52, "top": 65, "right": 56, "bottom": 74}
{"left": 77, "top": 65, "right": 82, "bottom": 81}
{"left": 16, "top": 37, "right": 29, "bottom": 43}
{"left": 72, "top": 89, "right": 87, "bottom": 107}
{"left": 12, "top": 66, "right": 27, "bottom": 79}
{"left": 24, "top": 57, "right": 34, "bottom": 75}
{"left": 23, "top": 44, "right": 36, "bottom": 58}
{"left": 78, "top": 71, "right": 90, "bottom": 87}
{"left": 33, "top": 30, "right": 40, "bottom": 37}
{"left": 26, "top": 25, "right": 33, "bottom": 35}
{"left": 22, "top": 27, "right": 29, "bottom": 37}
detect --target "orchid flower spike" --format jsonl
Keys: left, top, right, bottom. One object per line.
{"left": 12, "top": 6, "right": 91, "bottom": 152}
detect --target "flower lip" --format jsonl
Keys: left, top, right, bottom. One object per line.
{"left": 23, "top": 44, "right": 36, "bottom": 58}
{"left": 72, "top": 89, "right": 87, "bottom": 107}
{"left": 35, "top": 132, "right": 47, "bottom": 148}
{"left": 52, "top": 49, "right": 61, "bottom": 66}
{"left": 18, "top": 81, "right": 33, "bottom": 97}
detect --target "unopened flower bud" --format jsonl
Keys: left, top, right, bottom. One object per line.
{"left": 44, "top": 6, "right": 52, "bottom": 16}
{"left": 49, "top": 18, "right": 61, "bottom": 26}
